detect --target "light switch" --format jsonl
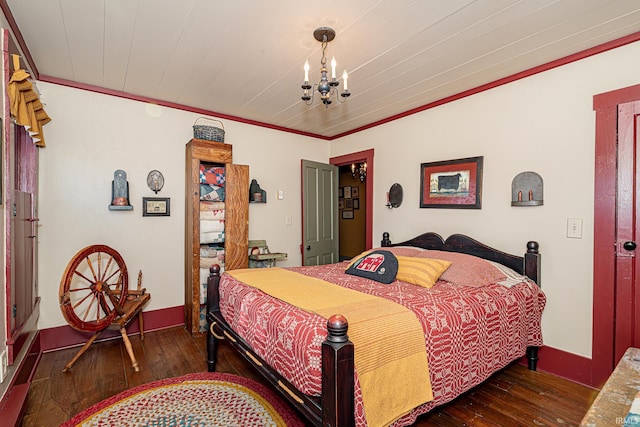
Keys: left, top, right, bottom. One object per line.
{"left": 278, "top": 190, "right": 284, "bottom": 200}
{"left": 567, "top": 218, "right": 583, "bottom": 239}
{"left": 285, "top": 215, "right": 292, "bottom": 226}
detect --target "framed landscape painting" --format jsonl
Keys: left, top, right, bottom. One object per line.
{"left": 419, "top": 156, "right": 483, "bottom": 209}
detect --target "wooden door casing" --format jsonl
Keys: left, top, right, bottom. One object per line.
{"left": 593, "top": 84, "right": 640, "bottom": 387}
{"left": 330, "top": 149, "right": 374, "bottom": 251}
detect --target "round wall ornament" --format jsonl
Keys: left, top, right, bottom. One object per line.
{"left": 147, "top": 170, "right": 165, "bottom": 194}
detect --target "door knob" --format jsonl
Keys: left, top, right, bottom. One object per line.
{"left": 624, "top": 241, "right": 637, "bottom": 250}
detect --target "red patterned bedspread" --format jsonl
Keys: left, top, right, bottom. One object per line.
{"left": 219, "top": 262, "right": 545, "bottom": 427}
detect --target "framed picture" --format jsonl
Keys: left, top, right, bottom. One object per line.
{"left": 352, "top": 186, "right": 359, "bottom": 198}
{"left": 143, "top": 197, "right": 171, "bottom": 216}
{"left": 420, "top": 156, "right": 483, "bottom": 209}
{"left": 338, "top": 199, "right": 344, "bottom": 209}
{"left": 353, "top": 198, "right": 360, "bottom": 210}
{"left": 338, "top": 187, "right": 343, "bottom": 198}
{"left": 342, "top": 210, "right": 354, "bottom": 219}
{"left": 345, "top": 199, "right": 353, "bottom": 210}
{"left": 344, "top": 186, "right": 352, "bottom": 199}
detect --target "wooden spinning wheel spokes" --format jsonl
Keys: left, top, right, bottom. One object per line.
{"left": 59, "top": 245, "right": 128, "bottom": 333}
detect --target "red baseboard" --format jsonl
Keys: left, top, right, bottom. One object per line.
{"left": 0, "top": 383, "right": 30, "bottom": 427}
{"left": 42, "top": 306, "right": 597, "bottom": 387}
{"left": 0, "top": 331, "right": 41, "bottom": 427}
{"left": 39, "top": 305, "right": 185, "bottom": 352}
{"left": 520, "top": 345, "right": 595, "bottom": 388}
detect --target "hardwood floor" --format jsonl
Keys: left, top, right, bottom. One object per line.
{"left": 22, "top": 326, "right": 598, "bottom": 426}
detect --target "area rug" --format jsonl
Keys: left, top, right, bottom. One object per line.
{"left": 60, "top": 372, "right": 305, "bottom": 427}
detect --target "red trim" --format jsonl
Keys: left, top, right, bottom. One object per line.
{"left": 330, "top": 150, "right": 374, "bottom": 250}
{"left": 2, "top": 28, "right": 11, "bottom": 368}
{"left": 5, "top": 11, "right": 635, "bottom": 141}
{"left": 0, "top": 330, "right": 41, "bottom": 427}
{"left": 519, "top": 346, "right": 595, "bottom": 388}
{"left": 331, "top": 32, "right": 640, "bottom": 140}
{"left": 594, "top": 84, "right": 640, "bottom": 109}
{"left": 0, "top": 383, "right": 29, "bottom": 427}
{"left": 38, "top": 75, "right": 331, "bottom": 141}
{"left": 39, "top": 305, "right": 184, "bottom": 352}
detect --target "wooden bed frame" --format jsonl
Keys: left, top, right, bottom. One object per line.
{"left": 206, "top": 232, "right": 541, "bottom": 427}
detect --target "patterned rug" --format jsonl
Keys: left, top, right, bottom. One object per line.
{"left": 60, "top": 372, "right": 305, "bottom": 427}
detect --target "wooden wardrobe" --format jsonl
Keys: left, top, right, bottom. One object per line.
{"left": 184, "top": 139, "right": 249, "bottom": 335}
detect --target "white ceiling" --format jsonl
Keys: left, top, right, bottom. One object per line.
{"left": 4, "top": 0, "right": 640, "bottom": 139}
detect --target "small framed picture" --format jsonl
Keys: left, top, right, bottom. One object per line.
{"left": 342, "top": 210, "right": 354, "bottom": 219}
{"left": 344, "top": 186, "right": 352, "bottom": 199}
{"left": 338, "top": 199, "right": 344, "bottom": 209}
{"left": 353, "top": 198, "right": 360, "bottom": 210}
{"left": 345, "top": 199, "right": 353, "bottom": 210}
{"left": 352, "top": 186, "right": 359, "bottom": 198}
{"left": 338, "top": 187, "right": 343, "bottom": 198}
{"left": 143, "top": 197, "right": 170, "bottom": 216}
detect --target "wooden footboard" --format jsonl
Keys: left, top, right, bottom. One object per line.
{"left": 206, "top": 233, "right": 542, "bottom": 427}
{"left": 206, "top": 264, "right": 355, "bottom": 426}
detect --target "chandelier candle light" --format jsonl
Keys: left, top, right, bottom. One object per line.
{"left": 301, "top": 27, "right": 350, "bottom": 106}
{"left": 351, "top": 162, "right": 367, "bottom": 182}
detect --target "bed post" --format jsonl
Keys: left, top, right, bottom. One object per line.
{"left": 206, "top": 264, "right": 221, "bottom": 372}
{"left": 524, "top": 241, "right": 541, "bottom": 371}
{"left": 526, "top": 346, "right": 539, "bottom": 371}
{"left": 322, "top": 315, "right": 355, "bottom": 427}
{"left": 524, "top": 241, "right": 541, "bottom": 285}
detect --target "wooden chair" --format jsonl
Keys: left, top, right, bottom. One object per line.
{"left": 248, "top": 239, "right": 287, "bottom": 268}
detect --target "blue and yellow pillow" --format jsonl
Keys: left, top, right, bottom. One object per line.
{"left": 345, "top": 250, "right": 398, "bottom": 284}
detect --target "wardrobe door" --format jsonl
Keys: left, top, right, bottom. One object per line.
{"left": 223, "top": 163, "right": 249, "bottom": 270}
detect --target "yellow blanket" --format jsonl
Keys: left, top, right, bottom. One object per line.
{"left": 227, "top": 268, "right": 433, "bottom": 427}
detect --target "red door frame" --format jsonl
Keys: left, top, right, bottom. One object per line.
{"left": 592, "top": 83, "right": 640, "bottom": 387}
{"left": 330, "top": 149, "right": 374, "bottom": 250}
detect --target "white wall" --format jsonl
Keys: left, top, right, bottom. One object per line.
{"left": 36, "top": 40, "right": 640, "bottom": 360}
{"left": 37, "top": 83, "right": 328, "bottom": 329}
{"left": 330, "top": 41, "right": 640, "bottom": 359}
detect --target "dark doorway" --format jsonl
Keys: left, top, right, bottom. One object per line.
{"left": 330, "top": 149, "right": 374, "bottom": 261}
{"left": 338, "top": 164, "right": 366, "bottom": 260}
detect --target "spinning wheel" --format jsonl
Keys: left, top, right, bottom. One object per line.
{"left": 59, "top": 245, "right": 128, "bottom": 333}
{"left": 59, "top": 245, "right": 150, "bottom": 372}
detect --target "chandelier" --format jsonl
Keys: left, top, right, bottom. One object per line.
{"left": 351, "top": 162, "right": 367, "bottom": 182}
{"left": 301, "top": 27, "right": 350, "bottom": 106}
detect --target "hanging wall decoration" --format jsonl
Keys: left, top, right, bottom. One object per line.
{"left": 8, "top": 54, "right": 51, "bottom": 146}
{"left": 419, "top": 156, "right": 483, "bottom": 209}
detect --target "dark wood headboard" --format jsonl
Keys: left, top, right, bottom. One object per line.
{"left": 382, "top": 232, "right": 541, "bottom": 285}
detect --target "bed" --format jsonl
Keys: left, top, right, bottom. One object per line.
{"left": 206, "top": 232, "right": 544, "bottom": 427}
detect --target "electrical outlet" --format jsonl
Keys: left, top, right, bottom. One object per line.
{"left": 0, "top": 349, "right": 7, "bottom": 384}
{"left": 277, "top": 190, "right": 284, "bottom": 200}
{"left": 285, "top": 215, "right": 292, "bottom": 226}
{"left": 567, "top": 218, "right": 583, "bottom": 239}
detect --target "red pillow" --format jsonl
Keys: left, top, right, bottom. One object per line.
{"left": 415, "top": 250, "right": 506, "bottom": 287}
